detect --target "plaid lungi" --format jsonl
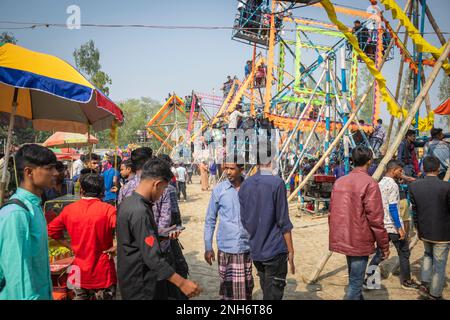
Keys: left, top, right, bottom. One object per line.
{"left": 218, "top": 250, "right": 254, "bottom": 300}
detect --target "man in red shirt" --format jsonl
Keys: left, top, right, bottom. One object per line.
{"left": 48, "top": 173, "right": 117, "bottom": 300}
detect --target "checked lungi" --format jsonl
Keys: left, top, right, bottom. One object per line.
{"left": 218, "top": 250, "right": 254, "bottom": 300}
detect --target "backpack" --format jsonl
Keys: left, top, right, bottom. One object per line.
{"left": 0, "top": 198, "right": 28, "bottom": 211}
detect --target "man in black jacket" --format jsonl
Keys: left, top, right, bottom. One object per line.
{"left": 409, "top": 156, "right": 450, "bottom": 300}
{"left": 116, "top": 158, "right": 201, "bottom": 300}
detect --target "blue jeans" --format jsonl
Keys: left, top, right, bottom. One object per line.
{"left": 422, "top": 242, "right": 450, "bottom": 298}
{"left": 345, "top": 256, "right": 369, "bottom": 300}
{"left": 368, "top": 233, "right": 411, "bottom": 283}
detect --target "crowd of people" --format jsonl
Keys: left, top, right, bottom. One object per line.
{"left": 0, "top": 122, "right": 448, "bottom": 300}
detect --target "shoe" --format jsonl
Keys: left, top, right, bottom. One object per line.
{"left": 418, "top": 283, "right": 430, "bottom": 298}
{"left": 401, "top": 279, "right": 420, "bottom": 291}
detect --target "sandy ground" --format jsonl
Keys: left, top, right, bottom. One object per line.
{"left": 178, "top": 175, "right": 449, "bottom": 300}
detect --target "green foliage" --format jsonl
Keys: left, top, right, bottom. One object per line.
{"left": 0, "top": 32, "right": 18, "bottom": 44}
{"left": 357, "top": 65, "right": 374, "bottom": 124}
{"left": 73, "top": 40, "right": 111, "bottom": 95}
{"left": 93, "top": 97, "right": 162, "bottom": 149}
{"left": 437, "top": 75, "right": 450, "bottom": 129}
{"left": 438, "top": 75, "right": 449, "bottom": 101}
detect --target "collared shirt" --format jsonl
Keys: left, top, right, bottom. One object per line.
{"left": 152, "top": 185, "right": 179, "bottom": 252}
{"left": 204, "top": 179, "right": 250, "bottom": 254}
{"left": 238, "top": 170, "right": 293, "bottom": 261}
{"left": 424, "top": 139, "right": 450, "bottom": 174}
{"left": 47, "top": 198, "right": 117, "bottom": 289}
{"left": 0, "top": 188, "right": 52, "bottom": 300}
{"left": 118, "top": 173, "right": 140, "bottom": 205}
{"left": 379, "top": 176, "right": 403, "bottom": 234}
{"left": 372, "top": 124, "right": 386, "bottom": 142}
{"left": 116, "top": 192, "right": 175, "bottom": 300}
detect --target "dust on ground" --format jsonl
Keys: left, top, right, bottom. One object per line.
{"left": 178, "top": 176, "right": 449, "bottom": 300}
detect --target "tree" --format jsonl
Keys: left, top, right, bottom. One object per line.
{"left": 73, "top": 40, "right": 112, "bottom": 95}
{"left": 0, "top": 32, "right": 17, "bottom": 44}
{"left": 357, "top": 64, "right": 374, "bottom": 124}
{"left": 437, "top": 75, "right": 450, "bottom": 130}
{"left": 92, "top": 97, "right": 162, "bottom": 150}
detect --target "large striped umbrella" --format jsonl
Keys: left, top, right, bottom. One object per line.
{"left": 0, "top": 42, "right": 124, "bottom": 203}
{"left": 0, "top": 42, "right": 124, "bottom": 132}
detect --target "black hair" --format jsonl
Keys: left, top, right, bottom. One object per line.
{"left": 80, "top": 154, "right": 86, "bottom": 163}
{"left": 109, "top": 155, "right": 122, "bottom": 167}
{"left": 423, "top": 156, "right": 440, "bottom": 173}
{"left": 79, "top": 168, "right": 96, "bottom": 175}
{"left": 140, "top": 157, "right": 173, "bottom": 182}
{"left": 121, "top": 159, "right": 136, "bottom": 172}
{"left": 84, "top": 153, "right": 100, "bottom": 162}
{"left": 405, "top": 129, "right": 416, "bottom": 138}
{"left": 131, "top": 147, "right": 153, "bottom": 171}
{"left": 354, "top": 20, "right": 361, "bottom": 24}
{"left": 158, "top": 154, "right": 173, "bottom": 166}
{"left": 358, "top": 119, "right": 365, "bottom": 125}
{"left": 79, "top": 173, "right": 105, "bottom": 198}
{"left": 386, "top": 159, "right": 402, "bottom": 171}
{"left": 15, "top": 144, "right": 57, "bottom": 182}
{"left": 55, "top": 161, "right": 65, "bottom": 172}
{"left": 377, "top": 119, "right": 383, "bottom": 124}
{"left": 430, "top": 127, "right": 443, "bottom": 139}
{"left": 351, "top": 146, "right": 373, "bottom": 167}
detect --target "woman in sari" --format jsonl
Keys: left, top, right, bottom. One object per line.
{"left": 199, "top": 161, "right": 209, "bottom": 191}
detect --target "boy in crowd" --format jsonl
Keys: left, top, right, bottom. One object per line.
{"left": 0, "top": 144, "right": 58, "bottom": 299}
{"left": 365, "top": 160, "right": 419, "bottom": 290}
{"left": 48, "top": 173, "right": 117, "bottom": 300}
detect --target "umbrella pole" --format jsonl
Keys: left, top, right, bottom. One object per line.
{"left": 0, "top": 88, "right": 19, "bottom": 205}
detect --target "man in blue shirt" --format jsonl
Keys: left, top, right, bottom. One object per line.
{"left": 238, "top": 160, "right": 295, "bottom": 300}
{"left": 0, "top": 144, "right": 58, "bottom": 299}
{"left": 204, "top": 162, "right": 253, "bottom": 300}
{"left": 102, "top": 155, "right": 120, "bottom": 205}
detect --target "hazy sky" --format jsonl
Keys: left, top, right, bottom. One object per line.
{"left": 1, "top": 0, "right": 449, "bottom": 122}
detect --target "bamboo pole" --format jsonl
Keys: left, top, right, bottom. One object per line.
{"left": 444, "top": 166, "right": 450, "bottom": 182}
{"left": 298, "top": 16, "right": 429, "bottom": 282}
{"left": 287, "top": 24, "right": 403, "bottom": 202}
{"left": 422, "top": 0, "right": 447, "bottom": 46}
{"left": 373, "top": 41, "right": 450, "bottom": 181}
{"left": 0, "top": 88, "right": 19, "bottom": 206}
{"left": 385, "top": 0, "right": 413, "bottom": 149}
{"left": 264, "top": 0, "right": 277, "bottom": 114}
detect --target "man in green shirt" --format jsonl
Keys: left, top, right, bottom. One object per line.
{"left": 0, "top": 144, "right": 58, "bottom": 300}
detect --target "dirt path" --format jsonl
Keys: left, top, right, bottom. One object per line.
{"left": 178, "top": 175, "right": 449, "bottom": 300}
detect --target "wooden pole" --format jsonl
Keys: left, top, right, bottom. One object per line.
{"left": 299, "top": 9, "right": 429, "bottom": 282}
{"left": 444, "top": 166, "right": 450, "bottom": 182}
{"left": 373, "top": 41, "right": 450, "bottom": 181}
{"left": 0, "top": 88, "right": 19, "bottom": 205}
{"left": 385, "top": 0, "right": 413, "bottom": 149}
{"left": 287, "top": 18, "right": 403, "bottom": 202}
{"left": 264, "top": 0, "right": 277, "bottom": 114}
{"left": 422, "top": 0, "right": 447, "bottom": 46}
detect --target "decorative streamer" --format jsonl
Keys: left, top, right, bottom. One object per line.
{"left": 380, "top": 0, "right": 450, "bottom": 74}
{"left": 321, "top": 0, "right": 434, "bottom": 131}
{"left": 278, "top": 43, "right": 285, "bottom": 92}
{"left": 349, "top": 48, "right": 358, "bottom": 103}
{"left": 372, "top": 28, "right": 384, "bottom": 123}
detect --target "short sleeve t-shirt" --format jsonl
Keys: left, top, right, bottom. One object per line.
{"left": 102, "top": 168, "right": 120, "bottom": 201}
{"left": 176, "top": 167, "right": 187, "bottom": 183}
{"left": 379, "top": 176, "right": 402, "bottom": 234}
